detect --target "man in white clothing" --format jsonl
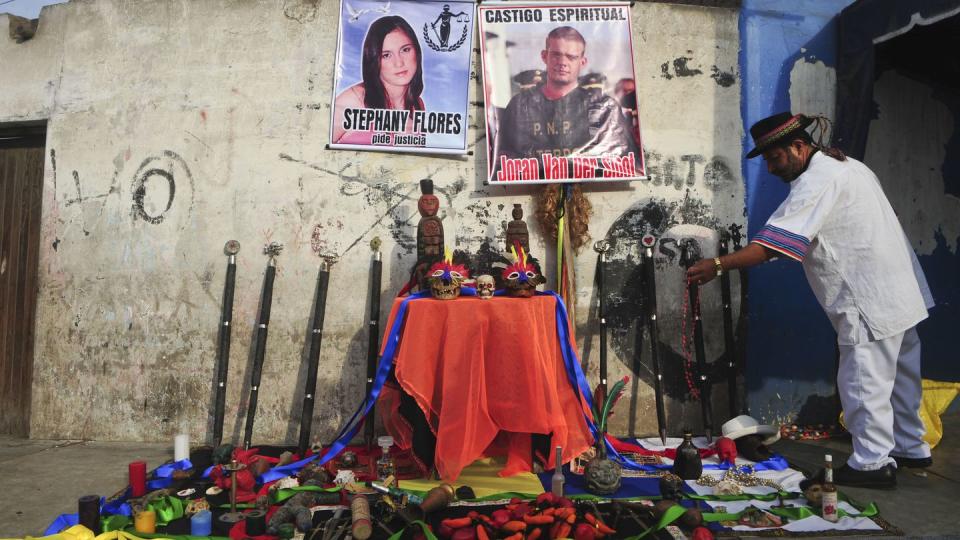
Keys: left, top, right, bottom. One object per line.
{"left": 687, "top": 111, "right": 935, "bottom": 489}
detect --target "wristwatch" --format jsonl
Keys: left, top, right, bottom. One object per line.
{"left": 713, "top": 257, "right": 723, "bottom": 276}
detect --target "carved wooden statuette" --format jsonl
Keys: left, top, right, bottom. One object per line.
{"left": 505, "top": 203, "right": 530, "bottom": 253}
{"left": 415, "top": 179, "right": 444, "bottom": 291}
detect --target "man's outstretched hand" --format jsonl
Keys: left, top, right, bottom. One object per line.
{"left": 686, "top": 258, "right": 718, "bottom": 285}
{"left": 683, "top": 243, "right": 778, "bottom": 285}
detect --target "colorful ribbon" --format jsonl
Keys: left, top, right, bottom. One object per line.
{"left": 145, "top": 496, "right": 184, "bottom": 526}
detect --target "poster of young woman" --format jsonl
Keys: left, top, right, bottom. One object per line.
{"left": 479, "top": 2, "right": 646, "bottom": 184}
{"left": 330, "top": 0, "right": 475, "bottom": 154}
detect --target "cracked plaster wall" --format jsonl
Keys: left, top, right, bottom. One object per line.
{"left": 0, "top": 0, "right": 742, "bottom": 442}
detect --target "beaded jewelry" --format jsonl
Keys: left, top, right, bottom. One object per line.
{"left": 696, "top": 464, "right": 784, "bottom": 492}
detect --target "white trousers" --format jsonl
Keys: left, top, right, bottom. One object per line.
{"left": 837, "top": 325, "right": 930, "bottom": 471}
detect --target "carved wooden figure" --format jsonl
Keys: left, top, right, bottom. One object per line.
{"left": 415, "top": 179, "right": 444, "bottom": 291}
{"left": 505, "top": 203, "right": 530, "bottom": 253}
{"left": 417, "top": 179, "right": 444, "bottom": 261}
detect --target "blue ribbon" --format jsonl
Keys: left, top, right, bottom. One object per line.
{"left": 43, "top": 514, "right": 78, "bottom": 535}
{"left": 147, "top": 458, "right": 192, "bottom": 489}
{"left": 102, "top": 496, "right": 132, "bottom": 517}
{"left": 547, "top": 291, "right": 662, "bottom": 470}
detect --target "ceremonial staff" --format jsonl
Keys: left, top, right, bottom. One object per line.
{"left": 363, "top": 238, "right": 383, "bottom": 449}
{"left": 718, "top": 230, "right": 738, "bottom": 417}
{"left": 243, "top": 242, "right": 282, "bottom": 450}
{"left": 593, "top": 240, "right": 610, "bottom": 408}
{"left": 212, "top": 240, "right": 240, "bottom": 447}
{"left": 729, "top": 223, "right": 748, "bottom": 414}
{"left": 298, "top": 253, "right": 335, "bottom": 457}
{"left": 681, "top": 239, "right": 713, "bottom": 442}
{"left": 640, "top": 234, "right": 667, "bottom": 445}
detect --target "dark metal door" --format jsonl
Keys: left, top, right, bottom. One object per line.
{"left": 0, "top": 132, "right": 44, "bottom": 436}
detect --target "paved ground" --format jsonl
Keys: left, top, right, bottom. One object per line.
{"left": 1, "top": 413, "right": 958, "bottom": 537}
{"left": 0, "top": 438, "right": 170, "bottom": 536}
{"left": 770, "top": 410, "right": 960, "bottom": 538}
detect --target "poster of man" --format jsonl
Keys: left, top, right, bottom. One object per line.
{"left": 330, "top": 0, "right": 475, "bottom": 154}
{"left": 479, "top": 3, "right": 645, "bottom": 183}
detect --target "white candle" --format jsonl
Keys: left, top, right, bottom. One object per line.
{"left": 174, "top": 433, "right": 189, "bottom": 462}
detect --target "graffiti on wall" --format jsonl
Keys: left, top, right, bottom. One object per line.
{"left": 596, "top": 195, "right": 744, "bottom": 401}
{"left": 642, "top": 150, "right": 737, "bottom": 192}
{"left": 51, "top": 148, "right": 196, "bottom": 237}
{"left": 130, "top": 150, "right": 195, "bottom": 228}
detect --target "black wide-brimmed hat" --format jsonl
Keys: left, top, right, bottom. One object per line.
{"left": 746, "top": 112, "right": 814, "bottom": 158}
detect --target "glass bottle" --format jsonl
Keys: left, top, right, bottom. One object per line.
{"left": 672, "top": 430, "right": 703, "bottom": 480}
{"left": 551, "top": 445, "right": 565, "bottom": 497}
{"left": 821, "top": 454, "right": 838, "bottom": 522}
{"left": 369, "top": 481, "right": 424, "bottom": 506}
{"left": 376, "top": 435, "right": 396, "bottom": 481}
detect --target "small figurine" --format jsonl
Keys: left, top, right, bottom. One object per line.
{"left": 417, "top": 179, "right": 444, "bottom": 261}
{"left": 476, "top": 275, "right": 495, "bottom": 299}
{"left": 505, "top": 203, "right": 530, "bottom": 253}
{"left": 427, "top": 249, "right": 469, "bottom": 300}
{"left": 502, "top": 242, "right": 545, "bottom": 298}
{"left": 658, "top": 472, "right": 684, "bottom": 501}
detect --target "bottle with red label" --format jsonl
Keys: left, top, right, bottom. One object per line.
{"left": 821, "top": 454, "right": 839, "bottom": 522}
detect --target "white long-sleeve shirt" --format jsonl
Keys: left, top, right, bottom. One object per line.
{"left": 752, "top": 151, "right": 934, "bottom": 345}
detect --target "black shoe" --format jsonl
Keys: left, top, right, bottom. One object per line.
{"left": 833, "top": 463, "right": 897, "bottom": 489}
{"left": 891, "top": 455, "right": 933, "bottom": 468}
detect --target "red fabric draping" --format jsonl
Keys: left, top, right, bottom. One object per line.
{"left": 379, "top": 295, "right": 594, "bottom": 481}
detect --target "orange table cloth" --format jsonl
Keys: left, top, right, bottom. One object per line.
{"left": 378, "top": 294, "right": 594, "bottom": 481}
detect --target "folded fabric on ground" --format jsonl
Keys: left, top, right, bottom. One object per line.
{"left": 532, "top": 436, "right": 898, "bottom": 537}
{"left": 400, "top": 457, "right": 546, "bottom": 498}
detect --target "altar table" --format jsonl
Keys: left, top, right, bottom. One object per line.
{"left": 378, "top": 294, "right": 594, "bottom": 481}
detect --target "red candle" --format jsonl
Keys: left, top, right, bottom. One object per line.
{"left": 129, "top": 461, "right": 147, "bottom": 497}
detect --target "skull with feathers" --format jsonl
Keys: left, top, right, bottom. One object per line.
{"left": 502, "top": 242, "right": 545, "bottom": 297}
{"left": 427, "top": 248, "right": 469, "bottom": 300}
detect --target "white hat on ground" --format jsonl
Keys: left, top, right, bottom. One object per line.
{"left": 721, "top": 414, "right": 781, "bottom": 445}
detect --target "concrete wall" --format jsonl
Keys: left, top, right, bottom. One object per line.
{"left": 0, "top": 0, "right": 742, "bottom": 443}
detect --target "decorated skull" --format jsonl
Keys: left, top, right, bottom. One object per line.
{"left": 427, "top": 251, "right": 469, "bottom": 300}
{"left": 583, "top": 455, "right": 622, "bottom": 495}
{"left": 502, "top": 242, "right": 545, "bottom": 297}
{"left": 803, "top": 483, "right": 823, "bottom": 506}
{"left": 476, "top": 274, "right": 495, "bottom": 299}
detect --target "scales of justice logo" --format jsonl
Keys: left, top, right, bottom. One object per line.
{"left": 423, "top": 4, "right": 470, "bottom": 52}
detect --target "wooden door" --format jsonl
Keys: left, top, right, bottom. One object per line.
{"left": 0, "top": 132, "right": 44, "bottom": 436}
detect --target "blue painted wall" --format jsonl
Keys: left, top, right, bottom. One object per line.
{"left": 739, "top": 1, "right": 856, "bottom": 423}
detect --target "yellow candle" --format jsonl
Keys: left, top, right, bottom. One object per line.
{"left": 134, "top": 509, "right": 157, "bottom": 533}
